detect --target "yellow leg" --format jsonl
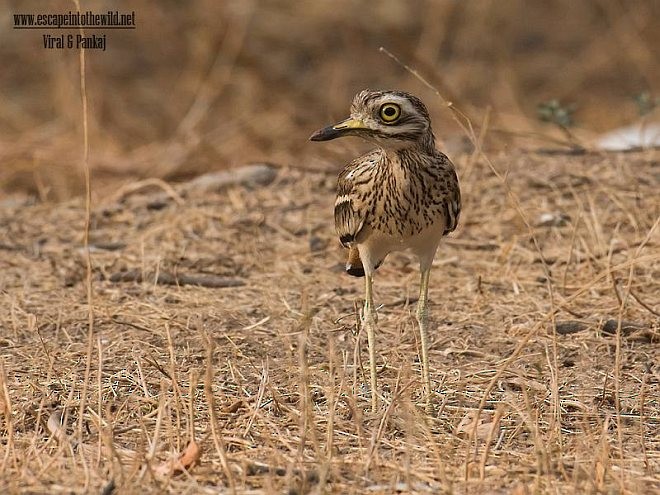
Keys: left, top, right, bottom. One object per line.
{"left": 362, "top": 274, "right": 378, "bottom": 412}
{"left": 416, "top": 268, "right": 432, "bottom": 409}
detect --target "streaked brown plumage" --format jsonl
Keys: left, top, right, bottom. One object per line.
{"left": 310, "top": 89, "right": 461, "bottom": 411}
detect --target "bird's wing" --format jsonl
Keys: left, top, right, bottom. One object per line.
{"left": 334, "top": 160, "right": 373, "bottom": 247}
{"left": 442, "top": 167, "right": 461, "bottom": 235}
{"left": 334, "top": 177, "right": 366, "bottom": 247}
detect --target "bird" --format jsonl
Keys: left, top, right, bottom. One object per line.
{"left": 310, "top": 89, "right": 461, "bottom": 412}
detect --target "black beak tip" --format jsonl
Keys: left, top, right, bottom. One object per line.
{"left": 309, "top": 126, "right": 334, "bottom": 141}
{"left": 309, "top": 125, "right": 340, "bottom": 142}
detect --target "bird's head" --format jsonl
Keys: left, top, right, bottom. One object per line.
{"left": 310, "top": 89, "right": 434, "bottom": 151}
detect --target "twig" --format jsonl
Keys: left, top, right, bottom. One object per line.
{"left": 109, "top": 269, "right": 245, "bottom": 288}
{"left": 109, "top": 178, "right": 185, "bottom": 206}
{"left": 629, "top": 289, "right": 660, "bottom": 317}
{"left": 0, "top": 360, "right": 14, "bottom": 469}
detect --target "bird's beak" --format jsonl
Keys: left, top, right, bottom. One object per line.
{"left": 309, "top": 117, "right": 366, "bottom": 141}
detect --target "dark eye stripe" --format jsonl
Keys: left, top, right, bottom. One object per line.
{"left": 383, "top": 114, "right": 422, "bottom": 129}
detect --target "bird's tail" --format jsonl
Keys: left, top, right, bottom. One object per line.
{"left": 345, "top": 246, "right": 382, "bottom": 277}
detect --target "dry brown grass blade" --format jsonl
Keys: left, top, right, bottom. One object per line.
{"left": 69, "top": 7, "right": 96, "bottom": 482}
{"left": 478, "top": 406, "right": 505, "bottom": 481}
{"left": 0, "top": 360, "right": 14, "bottom": 469}
{"left": 203, "top": 332, "right": 236, "bottom": 493}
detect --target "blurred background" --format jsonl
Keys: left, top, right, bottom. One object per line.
{"left": 1, "top": 0, "right": 658, "bottom": 200}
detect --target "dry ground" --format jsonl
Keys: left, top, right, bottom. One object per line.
{"left": 0, "top": 149, "right": 659, "bottom": 494}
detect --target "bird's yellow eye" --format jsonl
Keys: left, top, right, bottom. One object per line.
{"left": 379, "top": 103, "right": 401, "bottom": 123}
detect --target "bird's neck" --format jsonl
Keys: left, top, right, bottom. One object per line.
{"left": 380, "top": 129, "right": 437, "bottom": 159}
{"left": 418, "top": 129, "right": 438, "bottom": 155}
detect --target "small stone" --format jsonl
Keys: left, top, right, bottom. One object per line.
{"left": 555, "top": 320, "right": 588, "bottom": 335}
{"left": 146, "top": 198, "right": 169, "bottom": 210}
{"left": 601, "top": 319, "right": 645, "bottom": 336}
{"left": 309, "top": 236, "right": 327, "bottom": 252}
{"left": 536, "top": 211, "right": 571, "bottom": 227}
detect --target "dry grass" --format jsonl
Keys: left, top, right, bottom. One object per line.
{"left": 0, "top": 148, "right": 658, "bottom": 493}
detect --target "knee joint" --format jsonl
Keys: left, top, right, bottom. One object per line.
{"left": 416, "top": 305, "right": 427, "bottom": 323}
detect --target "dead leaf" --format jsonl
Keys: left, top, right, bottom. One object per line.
{"left": 502, "top": 377, "right": 547, "bottom": 392}
{"left": 222, "top": 399, "right": 245, "bottom": 414}
{"left": 510, "top": 483, "right": 531, "bottom": 495}
{"left": 455, "top": 411, "right": 501, "bottom": 442}
{"left": 154, "top": 440, "right": 202, "bottom": 477}
{"left": 47, "top": 409, "right": 68, "bottom": 443}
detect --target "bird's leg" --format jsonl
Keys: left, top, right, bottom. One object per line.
{"left": 415, "top": 267, "right": 432, "bottom": 410}
{"left": 362, "top": 273, "right": 378, "bottom": 412}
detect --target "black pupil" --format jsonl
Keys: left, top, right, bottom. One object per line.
{"left": 384, "top": 106, "right": 396, "bottom": 117}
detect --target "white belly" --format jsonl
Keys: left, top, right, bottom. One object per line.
{"left": 356, "top": 219, "right": 446, "bottom": 274}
